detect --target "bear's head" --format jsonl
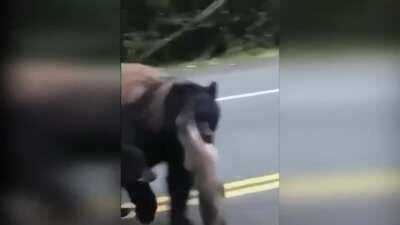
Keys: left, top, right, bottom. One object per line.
{"left": 164, "top": 81, "right": 220, "bottom": 143}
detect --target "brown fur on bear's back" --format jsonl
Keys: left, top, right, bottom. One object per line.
{"left": 121, "top": 63, "right": 162, "bottom": 105}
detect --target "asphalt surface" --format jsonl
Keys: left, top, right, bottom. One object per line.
{"left": 121, "top": 57, "right": 280, "bottom": 225}
{"left": 122, "top": 190, "right": 278, "bottom": 225}
{"left": 279, "top": 48, "right": 400, "bottom": 225}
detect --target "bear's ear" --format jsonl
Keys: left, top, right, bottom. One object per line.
{"left": 208, "top": 81, "right": 218, "bottom": 99}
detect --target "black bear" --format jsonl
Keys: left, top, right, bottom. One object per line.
{"left": 121, "top": 63, "right": 222, "bottom": 225}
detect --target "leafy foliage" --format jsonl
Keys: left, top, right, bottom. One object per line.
{"left": 121, "top": 0, "right": 280, "bottom": 65}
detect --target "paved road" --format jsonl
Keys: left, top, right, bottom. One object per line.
{"left": 122, "top": 57, "right": 280, "bottom": 225}
{"left": 279, "top": 48, "right": 400, "bottom": 225}
{"left": 122, "top": 190, "right": 278, "bottom": 225}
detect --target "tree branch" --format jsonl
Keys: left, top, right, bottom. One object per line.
{"left": 139, "top": 0, "right": 227, "bottom": 60}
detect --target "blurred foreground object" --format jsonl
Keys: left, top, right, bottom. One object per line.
{"left": 3, "top": 59, "right": 120, "bottom": 225}
{"left": 2, "top": 0, "right": 120, "bottom": 224}
{"left": 280, "top": 1, "right": 400, "bottom": 225}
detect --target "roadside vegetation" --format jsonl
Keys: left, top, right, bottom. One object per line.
{"left": 121, "top": 0, "right": 280, "bottom": 66}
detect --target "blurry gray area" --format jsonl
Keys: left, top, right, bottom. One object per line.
{"left": 6, "top": 161, "right": 120, "bottom": 225}
{"left": 280, "top": 0, "right": 400, "bottom": 224}
{"left": 5, "top": 62, "right": 121, "bottom": 225}
{"left": 280, "top": 44, "right": 400, "bottom": 225}
{"left": 12, "top": 0, "right": 119, "bottom": 61}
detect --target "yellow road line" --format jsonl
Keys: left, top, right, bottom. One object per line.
{"left": 155, "top": 190, "right": 199, "bottom": 206}
{"left": 123, "top": 169, "right": 400, "bottom": 219}
{"left": 153, "top": 180, "right": 280, "bottom": 213}
{"left": 224, "top": 173, "right": 279, "bottom": 190}
{"left": 224, "top": 181, "right": 279, "bottom": 198}
{"left": 155, "top": 198, "right": 201, "bottom": 213}
{"left": 121, "top": 172, "right": 280, "bottom": 214}
{"left": 155, "top": 173, "right": 279, "bottom": 206}
{"left": 283, "top": 169, "right": 400, "bottom": 201}
{"left": 156, "top": 196, "right": 170, "bottom": 205}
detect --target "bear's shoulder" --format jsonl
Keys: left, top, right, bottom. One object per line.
{"left": 121, "top": 63, "right": 163, "bottom": 105}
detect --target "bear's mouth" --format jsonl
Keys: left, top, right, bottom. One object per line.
{"left": 197, "top": 122, "right": 214, "bottom": 143}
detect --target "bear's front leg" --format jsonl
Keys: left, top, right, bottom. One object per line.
{"left": 168, "top": 164, "right": 194, "bottom": 225}
{"left": 124, "top": 181, "right": 157, "bottom": 224}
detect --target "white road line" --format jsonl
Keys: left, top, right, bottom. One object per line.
{"left": 216, "top": 89, "right": 279, "bottom": 102}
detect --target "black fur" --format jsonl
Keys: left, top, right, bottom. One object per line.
{"left": 122, "top": 80, "right": 220, "bottom": 225}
